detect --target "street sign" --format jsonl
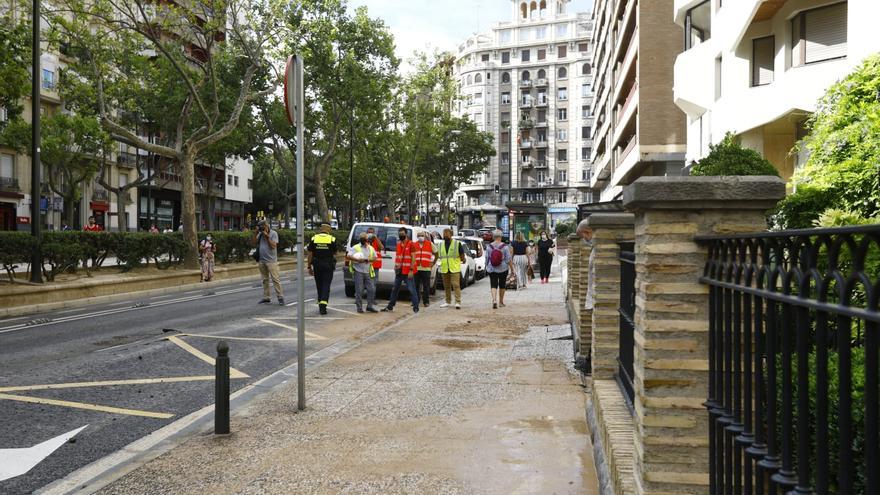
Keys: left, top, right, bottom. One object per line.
{"left": 283, "top": 56, "right": 298, "bottom": 126}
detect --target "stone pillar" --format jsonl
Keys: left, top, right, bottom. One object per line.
{"left": 622, "top": 177, "right": 785, "bottom": 494}
{"left": 587, "top": 213, "right": 635, "bottom": 379}
{"left": 566, "top": 233, "right": 593, "bottom": 369}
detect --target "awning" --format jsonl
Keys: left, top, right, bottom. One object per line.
{"left": 90, "top": 201, "right": 109, "bottom": 212}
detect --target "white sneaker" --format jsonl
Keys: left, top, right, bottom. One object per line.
{"left": 455, "top": 303, "right": 461, "bottom": 309}
{"left": 440, "top": 302, "right": 450, "bottom": 308}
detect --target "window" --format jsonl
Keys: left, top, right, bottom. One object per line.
{"left": 502, "top": 72, "right": 511, "bottom": 83}
{"left": 558, "top": 149, "right": 568, "bottom": 162}
{"left": 475, "top": 74, "right": 483, "bottom": 83}
{"left": 752, "top": 36, "right": 775, "bottom": 86}
{"left": 558, "top": 171, "right": 567, "bottom": 183}
{"left": 581, "top": 126, "right": 591, "bottom": 139}
{"left": 582, "top": 105, "right": 589, "bottom": 118}
{"left": 234, "top": 176, "right": 239, "bottom": 187}
{"left": 558, "top": 108, "right": 567, "bottom": 120}
{"left": 578, "top": 43, "right": 589, "bottom": 53}
{"left": 537, "top": 69, "right": 546, "bottom": 79}
{"left": 501, "top": 131, "right": 510, "bottom": 144}
{"left": 791, "top": 2, "right": 848, "bottom": 66}
{"left": 501, "top": 112, "right": 511, "bottom": 124}
{"left": 119, "top": 173, "right": 128, "bottom": 188}
{"left": 557, "top": 128, "right": 568, "bottom": 141}
{"left": 502, "top": 51, "right": 511, "bottom": 64}
{"left": 715, "top": 56, "right": 722, "bottom": 100}
{"left": 500, "top": 29, "right": 512, "bottom": 43}
{"left": 227, "top": 175, "right": 233, "bottom": 185}
{"left": 556, "top": 24, "right": 568, "bottom": 37}
{"left": 467, "top": 75, "right": 473, "bottom": 85}
{"left": 481, "top": 53, "right": 490, "bottom": 62}
{"left": 558, "top": 87, "right": 567, "bottom": 100}
{"left": 501, "top": 92, "right": 511, "bottom": 104}
{"left": 519, "top": 27, "right": 532, "bottom": 41}
{"left": 521, "top": 70, "right": 530, "bottom": 81}
{"left": 521, "top": 49, "right": 530, "bottom": 62}
{"left": 537, "top": 171, "right": 546, "bottom": 183}
{"left": 581, "top": 83, "right": 590, "bottom": 97}
{"left": 557, "top": 45, "right": 567, "bottom": 58}
{"left": 0, "top": 153, "right": 13, "bottom": 178}
{"left": 41, "top": 69, "right": 55, "bottom": 90}
{"left": 474, "top": 92, "right": 483, "bottom": 103}
{"left": 535, "top": 26, "right": 548, "bottom": 39}
{"left": 558, "top": 67, "right": 567, "bottom": 79}
{"left": 581, "top": 147, "right": 590, "bottom": 160}
{"left": 474, "top": 113, "right": 483, "bottom": 123}
{"left": 501, "top": 152, "right": 509, "bottom": 166}
{"left": 684, "top": 0, "right": 711, "bottom": 50}
{"left": 248, "top": 179, "right": 252, "bottom": 189}
{"left": 582, "top": 168, "right": 591, "bottom": 181}
{"left": 582, "top": 63, "right": 591, "bottom": 75}
{"left": 537, "top": 49, "right": 546, "bottom": 61}
{"left": 537, "top": 91, "right": 547, "bottom": 104}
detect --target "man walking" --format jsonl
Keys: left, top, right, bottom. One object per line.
{"left": 346, "top": 232, "right": 378, "bottom": 313}
{"left": 307, "top": 224, "right": 338, "bottom": 315}
{"left": 251, "top": 219, "right": 284, "bottom": 305}
{"left": 382, "top": 227, "right": 419, "bottom": 313}
{"left": 412, "top": 230, "right": 437, "bottom": 307}
{"left": 438, "top": 228, "right": 466, "bottom": 309}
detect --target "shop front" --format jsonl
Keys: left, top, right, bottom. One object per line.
{"left": 548, "top": 204, "right": 578, "bottom": 230}
{"left": 89, "top": 201, "right": 109, "bottom": 229}
{"left": 506, "top": 202, "right": 547, "bottom": 241}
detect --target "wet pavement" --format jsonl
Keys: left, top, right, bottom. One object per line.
{"left": 98, "top": 268, "right": 600, "bottom": 494}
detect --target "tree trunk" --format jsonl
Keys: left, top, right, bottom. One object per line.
{"left": 117, "top": 190, "right": 128, "bottom": 232}
{"left": 180, "top": 153, "right": 200, "bottom": 269}
{"left": 314, "top": 174, "right": 330, "bottom": 223}
{"left": 64, "top": 195, "right": 76, "bottom": 228}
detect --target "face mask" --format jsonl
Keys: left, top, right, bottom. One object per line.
{"left": 541, "top": 235, "right": 547, "bottom": 239}
{"left": 367, "top": 233, "right": 374, "bottom": 239}
{"left": 399, "top": 234, "right": 406, "bottom": 240}
{"left": 206, "top": 236, "right": 212, "bottom": 241}
{"left": 360, "top": 239, "right": 367, "bottom": 245}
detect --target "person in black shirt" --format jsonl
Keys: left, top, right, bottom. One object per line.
{"left": 307, "top": 224, "right": 338, "bottom": 315}
{"left": 536, "top": 230, "right": 555, "bottom": 283}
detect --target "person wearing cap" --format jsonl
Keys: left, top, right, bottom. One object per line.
{"left": 307, "top": 223, "right": 338, "bottom": 315}
{"left": 251, "top": 219, "right": 284, "bottom": 305}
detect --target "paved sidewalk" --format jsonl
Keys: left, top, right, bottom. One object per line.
{"left": 99, "top": 273, "right": 599, "bottom": 494}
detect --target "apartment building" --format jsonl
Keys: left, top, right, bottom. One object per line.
{"left": 673, "top": 0, "right": 879, "bottom": 180}
{"left": 589, "top": 0, "right": 686, "bottom": 202}
{"left": 452, "top": 0, "right": 595, "bottom": 236}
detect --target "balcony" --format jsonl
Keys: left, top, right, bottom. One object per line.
{"left": 92, "top": 189, "right": 109, "bottom": 201}
{"left": 519, "top": 80, "right": 532, "bottom": 88}
{"left": 519, "top": 140, "right": 533, "bottom": 149}
{"left": 518, "top": 119, "right": 535, "bottom": 130}
{"left": 535, "top": 120, "right": 548, "bottom": 128}
{"left": 117, "top": 152, "right": 138, "bottom": 168}
{"left": 535, "top": 98, "right": 548, "bottom": 108}
{"left": 520, "top": 160, "right": 533, "bottom": 169}
{"left": 501, "top": 120, "right": 511, "bottom": 129}
{"left": 0, "top": 176, "right": 20, "bottom": 191}
{"left": 535, "top": 78, "right": 548, "bottom": 87}
{"left": 519, "top": 99, "right": 534, "bottom": 109}
{"left": 535, "top": 140, "right": 548, "bottom": 148}
{"left": 534, "top": 160, "right": 548, "bottom": 169}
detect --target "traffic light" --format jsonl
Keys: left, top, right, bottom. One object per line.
{"left": 494, "top": 184, "right": 500, "bottom": 194}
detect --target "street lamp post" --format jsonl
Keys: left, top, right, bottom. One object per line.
{"left": 30, "top": 0, "right": 43, "bottom": 283}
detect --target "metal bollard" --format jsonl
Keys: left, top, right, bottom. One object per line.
{"left": 215, "top": 341, "right": 230, "bottom": 434}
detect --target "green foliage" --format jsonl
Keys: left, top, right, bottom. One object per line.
{"left": 0, "top": 232, "right": 35, "bottom": 282}
{"left": 814, "top": 208, "right": 880, "bottom": 228}
{"left": 689, "top": 133, "right": 780, "bottom": 177}
{"left": 208, "top": 232, "right": 254, "bottom": 264}
{"left": 554, "top": 219, "right": 576, "bottom": 237}
{"left": 775, "top": 54, "right": 880, "bottom": 228}
{"left": 40, "top": 233, "right": 84, "bottom": 281}
{"left": 0, "top": 1, "right": 31, "bottom": 151}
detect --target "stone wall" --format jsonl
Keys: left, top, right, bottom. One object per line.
{"left": 583, "top": 176, "right": 786, "bottom": 495}
{"left": 566, "top": 233, "right": 593, "bottom": 368}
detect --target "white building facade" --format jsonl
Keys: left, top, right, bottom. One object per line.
{"left": 452, "top": 0, "right": 595, "bottom": 235}
{"left": 673, "top": 0, "right": 880, "bottom": 180}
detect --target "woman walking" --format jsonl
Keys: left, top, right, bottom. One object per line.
{"left": 485, "top": 229, "right": 511, "bottom": 309}
{"left": 536, "top": 231, "right": 555, "bottom": 283}
{"left": 510, "top": 232, "right": 530, "bottom": 289}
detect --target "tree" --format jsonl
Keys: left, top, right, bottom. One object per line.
{"left": 689, "top": 133, "right": 780, "bottom": 177}
{"left": 51, "top": 0, "right": 279, "bottom": 267}
{"left": 429, "top": 116, "right": 495, "bottom": 221}
{"left": 0, "top": 1, "right": 32, "bottom": 151}
{"left": 773, "top": 54, "right": 880, "bottom": 228}
{"left": 41, "top": 113, "right": 112, "bottom": 227}
{"left": 273, "top": 0, "right": 398, "bottom": 223}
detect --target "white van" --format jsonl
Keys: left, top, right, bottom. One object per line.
{"left": 343, "top": 222, "right": 439, "bottom": 297}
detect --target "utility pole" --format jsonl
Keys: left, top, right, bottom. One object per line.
{"left": 349, "top": 105, "right": 354, "bottom": 227}
{"left": 30, "top": 0, "right": 43, "bottom": 283}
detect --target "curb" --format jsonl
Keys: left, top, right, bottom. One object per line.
{"left": 35, "top": 309, "right": 419, "bottom": 495}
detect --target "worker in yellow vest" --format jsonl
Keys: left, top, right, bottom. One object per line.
{"left": 438, "top": 228, "right": 466, "bottom": 309}
{"left": 346, "top": 232, "right": 378, "bottom": 313}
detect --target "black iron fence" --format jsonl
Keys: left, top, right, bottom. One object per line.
{"left": 697, "top": 225, "right": 880, "bottom": 494}
{"left": 618, "top": 241, "right": 636, "bottom": 405}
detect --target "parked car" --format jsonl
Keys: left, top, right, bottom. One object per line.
{"left": 458, "top": 228, "right": 477, "bottom": 238}
{"left": 478, "top": 226, "right": 496, "bottom": 242}
{"left": 343, "top": 222, "right": 439, "bottom": 297}
{"left": 457, "top": 236, "right": 486, "bottom": 279}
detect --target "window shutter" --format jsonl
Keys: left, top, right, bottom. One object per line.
{"left": 804, "top": 2, "right": 847, "bottom": 64}
{"left": 751, "top": 36, "right": 774, "bottom": 86}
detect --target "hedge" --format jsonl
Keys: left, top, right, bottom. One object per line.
{"left": 0, "top": 228, "right": 349, "bottom": 281}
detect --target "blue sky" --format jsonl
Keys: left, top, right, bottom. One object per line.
{"left": 348, "top": 0, "right": 592, "bottom": 70}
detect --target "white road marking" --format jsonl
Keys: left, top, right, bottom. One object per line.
{"left": 252, "top": 318, "right": 328, "bottom": 340}
{"left": 285, "top": 298, "right": 316, "bottom": 307}
{"left": 0, "top": 425, "right": 88, "bottom": 481}
{"left": 326, "top": 306, "right": 359, "bottom": 316}
{"left": 0, "top": 316, "right": 26, "bottom": 322}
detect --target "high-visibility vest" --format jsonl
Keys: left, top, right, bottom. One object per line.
{"left": 370, "top": 238, "right": 383, "bottom": 269}
{"left": 439, "top": 239, "right": 462, "bottom": 274}
{"left": 311, "top": 233, "right": 336, "bottom": 263}
{"left": 395, "top": 240, "right": 416, "bottom": 275}
{"left": 349, "top": 244, "right": 376, "bottom": 277}
{"left": 413, "top": 240, "right": 434, "bottom": 269}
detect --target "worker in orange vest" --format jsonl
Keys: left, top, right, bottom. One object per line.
{"left": 381, "top": 227, "right": 420, "bottom": 313}
{"left": 366, "top": 227, "right": 384, "bottom": 287}
{"left": 412, "top": 230, "right": 438, "bottom": 308}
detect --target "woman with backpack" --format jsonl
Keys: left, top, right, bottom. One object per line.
{"left": 536, "top": 230, "right": 556, "bottom": 283}
{"left": 485, "top": 229, "right": 512, "bottom": 309}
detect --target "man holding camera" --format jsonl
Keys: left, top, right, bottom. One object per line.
{"left": 251, "top": 219, "right": 284, "bottom": 305}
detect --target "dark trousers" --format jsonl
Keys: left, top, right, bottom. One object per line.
{"left": 539, "top": 255, "right": 552, "bottom": 279}
{"left": 415, "top": 270, "right": 432, "bottom": 304}
{"left": 313, "top": 262, "right": 335, "bottom": 305}
{"left": 387, "top": 272, "right": 419, "bottom": 310}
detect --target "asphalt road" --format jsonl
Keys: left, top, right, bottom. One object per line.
{"left": 0, "top": 268, "right": 354, "bottom": 495}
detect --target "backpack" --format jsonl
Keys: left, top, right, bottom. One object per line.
{"left": 489, "top": 243, "right": 505, "bottom": 267}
